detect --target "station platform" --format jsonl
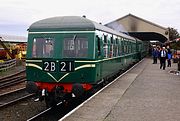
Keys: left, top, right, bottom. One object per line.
{"left": 61, "top": 58, "right": 180, "bottom": 121}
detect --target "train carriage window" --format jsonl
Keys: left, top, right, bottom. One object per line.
{"left": 109, "top": 36, "right": 113, "bottom": 58}
{"left": 121, "top": 39, "right": 124, "bottom": 54}
{"left": 130, "top": 42, "right": 133, "bottom": 53}
{"left": 96, "top": 35, "right": 101, "bottom": 56}
{"left": 129, "top": 41, "right": 131, "bottom": 53}
{"left": 118, "top": 40, "right": 122, "bottom": 56}
{"left": 115, "top": 38, "right": 118, "bottom": 57}
{"left": 109, "top": 44, "right": 113, "bottom": 58}
{"left": 127, "top": 41, "right": 129, "bottom": 53}
{"left": 110, "top": 36, "right": 113, "bottom": 44}
{"left": 124, "top": 41, "right": 126, "bottom": 53}
{"left": 133, "top": 43, "right": 135, "bottom": 53}
{"left": 104, "top": 35, "right": 107, "bottom": 44}
{"left": 63, "top": 36, "right": 88, "bottom": 58}
{"left": 103, "top": 35, "right": 108, "bottom": 58}
{"left": 32, "top": 38, "right": 54, "bottom": 58}
{"left": 125, "top": 41, "right": 128, "bottom": 54}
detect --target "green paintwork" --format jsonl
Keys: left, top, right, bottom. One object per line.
{"left": 26, "top": 16, "right": 148, "bottom": 85}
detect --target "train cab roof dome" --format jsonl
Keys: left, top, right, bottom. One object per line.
{"left": 29, "top": 16, "right": 100, "bottom": 32}
{"left": 28, "top": 16, "right": 135, "bottom": 40}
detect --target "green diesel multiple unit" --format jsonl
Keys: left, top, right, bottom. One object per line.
{"left": 26, "top": 16, "right": 148, "bottom": 106}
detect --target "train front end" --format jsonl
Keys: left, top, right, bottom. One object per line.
{"left": 25, "top": 16, "right": 98, "bottom": 106}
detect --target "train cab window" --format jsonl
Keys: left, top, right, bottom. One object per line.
{"left": 103, "top": 35, "right": 108, "bottom": 58}
{"left": 32, "top": 38, "right": 54, "bottom": 58}
{"left": 63, "top": 36, "right": 88, "bottom": 58}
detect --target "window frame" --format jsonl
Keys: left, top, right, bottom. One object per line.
{"left": 32, "top": 37, "right": 55, "bottom": 58}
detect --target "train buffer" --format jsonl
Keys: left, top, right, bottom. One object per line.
{"left": 61, "top": 58, "right": 180, "bottom": 121}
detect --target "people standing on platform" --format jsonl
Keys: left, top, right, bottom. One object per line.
{"left": 167, "top": 46, "right": 172, "bottom": 67}
{"left": 152, "top": 47, "right": 159, "bottom": 64}
{"left": 159, "top": 46, "right": 167, "bottom": 70}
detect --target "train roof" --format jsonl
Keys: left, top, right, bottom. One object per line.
{"left": 28, "top": 16, "right": 135, "bottom": 40}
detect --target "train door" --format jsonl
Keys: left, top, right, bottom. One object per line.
{"left": 96, "top": 35, "right": 103, "bottom": 81}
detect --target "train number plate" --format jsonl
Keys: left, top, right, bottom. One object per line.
{"left": 59, "top": 61, "right": 74, "bottom": 72}
{"left": 43, "top": 61, "right": 74, "bottom": 72}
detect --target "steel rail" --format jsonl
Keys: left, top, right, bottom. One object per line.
{"left": 0, "top": 77, "right": 26, "bottom": 89}
{"left": 27, "top": 102, "right": 63, "bottom": 121}
{"left": 0, "top": 93, "right": 34, "bottom": 108}
{"left": 0, "top": 69, "right": 25, "bottom": 80}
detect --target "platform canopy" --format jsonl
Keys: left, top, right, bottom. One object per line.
{"left": 106, "top": 14, "right": 169, "bottom": 43}
{"left": 0, "top": 34, "right": 27, "bottom": 43}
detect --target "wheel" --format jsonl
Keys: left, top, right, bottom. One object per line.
{"left": 45, "top": 93, "right": 57, "bottom": 108}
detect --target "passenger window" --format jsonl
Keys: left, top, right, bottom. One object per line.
{"left": 114, "top": 38, "right": 118, "bottom": 57}
{"left": 119, "top": 40, "right": 122, "bottom": 56}
{"left": 103, "top": 35, "right": 108, "bottom": 58}
{"left": 96, "top": 36, "right": 101, "bottom": 56}
{"left": 109, "top": 36, "right": 113, "bottom": 58}
{"left": 124, "top": 41, "right": 127, "bottom": 54}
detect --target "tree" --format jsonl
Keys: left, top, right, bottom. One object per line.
{"left": 171, "top": 41, "right": 180, "bottom": 50}
{"left": 167, "top": 27, "right": 179, "bottom": 41}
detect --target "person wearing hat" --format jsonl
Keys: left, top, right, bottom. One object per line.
{"left": 159, "top": 46, "right": 167, "bottom": 70}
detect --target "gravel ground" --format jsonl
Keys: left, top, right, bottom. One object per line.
{"left": 0, "top": 97, "right": 47, "bottom": 121}
{"left": 0, "top": 62, "right": 26, "bottom": 95}
{"left": 0, "top": 62, "right": 46, "bottom": 121}
{"left": 0, "top": 88, "right": 29, "bottom": 105}
{"left": 0, "top": 65, "right": 25, "bottom": 78}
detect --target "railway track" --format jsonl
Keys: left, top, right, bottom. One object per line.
{"left": 0, "top": 69, "right": 25, "bottom": 80}
{"left": 0, "top": 70, "right": 26, "bottom": 89}
{"left": 0, "top": 87, "right": 34, "bottom": 108}
{"left": 26, "top": 101, "right": 77, "bottom": 121}
{"left": 27, "top": 105, "right": 54, "bottom": 121}
{"left": 26, "top": 75, "right": 121, "bottom": 120}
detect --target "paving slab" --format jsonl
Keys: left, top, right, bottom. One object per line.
{"left": 62, "top": 58, "right": 180, "bottom": 121}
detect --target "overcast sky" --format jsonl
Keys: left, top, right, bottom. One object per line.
{"left": 0, "top": 0, "right": 180, "bottom": 36}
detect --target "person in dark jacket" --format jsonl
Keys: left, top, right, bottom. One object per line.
{"left": 167, "top": 46, "right": 172, "bottom": 67}
{"left": 159, "top": 46, "right": 167, "bottom": 70}
{"left": 152, "top": 47, "right": 159, "bottom": 64}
